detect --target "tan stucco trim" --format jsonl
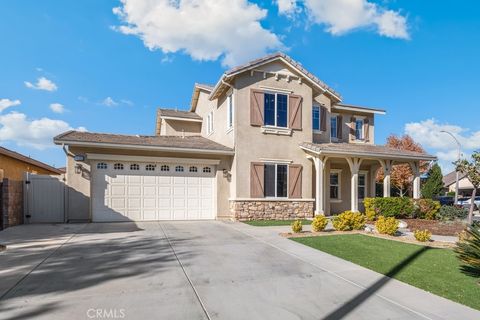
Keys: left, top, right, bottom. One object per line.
{"left": 56, "top": 141, "right": 235, "bottom": 156}
{"left": 86, "top": 153, "right": 221, "bottom": 165}
{"left": 300, "top": 146, "right": 436, "bottom": 162}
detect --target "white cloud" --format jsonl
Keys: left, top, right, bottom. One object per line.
{"left": 113, "top": 0, "right": 283, "bottom": 67}
{"left": 24, "top": 77, "right": 58, "bottom": 91}
{"left": 405, "top": 119, "right": 480, "bottom": 173}
{"left": 0, "top": 112, "right": 86, "bottom": 150}
{"left": 102, "top": 97, "right": 119, "bottom": 107}
{"left": 278, "top": 0, "right": 409, "bottom": 39}
{"left": 49, "top": 103, "right": 65, "bottom": 114}
{"left": 0, "top": 99, "right": 21, "bottom": 112}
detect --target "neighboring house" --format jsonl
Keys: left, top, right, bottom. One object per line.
{"left": 443, "top": 171, "right": 473, "bottom": 197}
{"left": 54, "top": 52, "right": 435, "bottom": 222}
{"left": 0, "top": 147, "right": 63, "bottom": 181}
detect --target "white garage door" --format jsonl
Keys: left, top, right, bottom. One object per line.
{"left": 91, "top": 161, "right": 215, "bottom": 222}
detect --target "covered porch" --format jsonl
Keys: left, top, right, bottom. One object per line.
{"left": 300, "top": 142, "right": 437, "bottom": 216}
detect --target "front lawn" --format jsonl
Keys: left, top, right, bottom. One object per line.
{"left": 243, "top": 219, "right": 311, "bottom": 227}
{"left": 292, "top": 234, "right": 479, "bottom": 310}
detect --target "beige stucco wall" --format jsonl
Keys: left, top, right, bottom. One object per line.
{"left": 66, "top": 146, "right": 233, "bottom": 221}
{"left": 330, "top": 110, "right": 375, "bottom": 144}
{"left": 160, "top": 119, "right": 202, "bottom": 136}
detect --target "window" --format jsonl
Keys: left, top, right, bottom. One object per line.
{"left": 160, "top": 165, "right": 169, "bottom": 172}
{"left": 330, "top": 116, "right": 338, "bottom": 139}
{"left": 358, "top": 173, "right": 367, "bottom": 199}
{"left": 130, "top": 164, "right": 139, "bottom": 171}
{"left": 312, "top": 105, "right": 320, "bottom": 131}
{"left": 264, "top": 164, "right": 288, "bottom": 198}
{"left": 146, "top": 164, "right": 156, "bottom": 171}
{"left": 355, "top": 118, "right": 364, "bottom": 140}
{"left": 113, "top": 163, "right": 124, "bottom": 170}
{"left": 330, "top": 171, "right": 341, "bottom": 200}
{"left": 202, "top": 167, "right": 212, "bottom": 173}
{"left": 175, "top": 165, "right": 184, "bottom": 172}
{"left": 227, "top": 94, "right": 233, "bottom": 129}
{"left": 206, "top": 111, "right": 214, "bottom": 135}
{"left": 189, "top": 166, "right": 198, "bottom": 172}
{"left": 97, "top": 162, "right": 107, "bottom": 170}
{"left": 264, "top": 93, "right": 288, "bottom": 128}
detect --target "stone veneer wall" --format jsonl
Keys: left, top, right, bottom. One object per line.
{"left": 230, "top": 200, "right": 314, "bottom": 221}
{"left": 1, "top": 179, "right": 24, "bottom": 230}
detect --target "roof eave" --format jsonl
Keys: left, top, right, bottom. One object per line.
{"left": 161, "top": 116, "right": 202, "bottom": 123}
{"left": 53, "top": 139, "right": 235, "bottom": 156}
{"left": 300, "top": 145, "right": 437, "bottom": 162}
{"left": 332, "top": 104, "right": 386, "bottom": 115}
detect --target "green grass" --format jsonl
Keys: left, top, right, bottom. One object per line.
{"left": 292, "top": 234, "right": 480, "bottom": 310}
{"left": 242, "top": 219, "right": 311, "bottom": 227}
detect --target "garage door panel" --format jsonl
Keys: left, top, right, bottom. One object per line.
{"left": 92, "top": 162, "right": 215, "bottom": 222}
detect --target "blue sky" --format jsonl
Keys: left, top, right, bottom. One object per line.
{"left": 0, "top": 0, "right": 479, "bottom": 172}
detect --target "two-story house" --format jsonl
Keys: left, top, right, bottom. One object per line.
{"left": 54, "top": 53, "right": 435, "bottom": 222}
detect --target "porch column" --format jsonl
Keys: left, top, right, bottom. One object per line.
{"left": 380, "top": 160, "right": 393, "bottom": 198}
{"left": 411, "top": 161, "right": 421, "bottom": 199}
{"left": 313, "top": 157, "right": 327, "bottom": 215}
{"left": 347, "top": 158, "right": 363, "bottom": 212}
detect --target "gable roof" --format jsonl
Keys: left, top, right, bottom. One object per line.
{"left": 443, "top": 171, "right": 467, "bottom": 186}
{"left": 0, "top": 147, "right": 63, "bottom": 174}
{"left": 208, "top": 52, "right": 342, "bottom": 103}
{"left": 54, "top": 131, "right": 234, "bottom": 155}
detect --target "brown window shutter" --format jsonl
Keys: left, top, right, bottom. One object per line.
{"left": 349, "top": 116, "right": 356, "bottom": 141}
{"left": 250, "top": 162, "right": 265, "bottom": 198}
{"left": 364, "top": 118, "right": 370, "bottom": 142}
{"left": 250, "top": 89, "right": 264, "bottom": 126}
{"left": 288, "top": 164, "right": 302, "bottom": 198}
{"left": 320, "top": 106, "right": 327, "bottom": 131}
{"left": 288, "top": 95, "right": 302, "bottom": 130}
{"left": 337, "top": 115, "right": 343, "bottom": 139}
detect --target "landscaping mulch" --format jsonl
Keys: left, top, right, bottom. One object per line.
{"left": 404, "top": 219, "right": 467, "bottom": 236}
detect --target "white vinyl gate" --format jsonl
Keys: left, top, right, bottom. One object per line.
{"left": 24, "top": 173, "right": 65, "bottom": 223}
{"left": 91, "top": 161, "right": 215, "bottom": 222}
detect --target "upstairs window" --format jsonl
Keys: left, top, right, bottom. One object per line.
{"left": 264, "top": 164, "right": 288, "bottom": 198}
{"left": 264, "top": 93, "right": 288, "bottom": 128}
{"left": 206, "top": 111, "right": 214, "bottom": 135}
{"left": 227, "top": 94, "right": 233, "bottom": 129}
{"left": 330, "top": 116, "right": 338, "bottom": 139}
{"left": 312, "top": 106, "right": 320, "bottom": 131}
{"left": 355, "top": 119, "right": 364, "bottom": 140}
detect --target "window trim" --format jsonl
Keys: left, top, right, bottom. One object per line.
{"left": 329, "top": 169, "right": 342, "bottom": 202}
{"left": 330, "top": 114, "right": 339, "bottom": 140}
{"left": 312, "top": 104, "right": 321, "bottom": 133}
{"left": 264, "top": 163, "right": 289, "bottom": 199}
{"left": 226, "top": 93, "right": 234, "bottom": 132}
{"left": 358, "top": 171, "right": 368, "bottom": 201}
{"left": 206, "top": 111, "right": 214, "bottom": 135}
{"left": 263, "top": 91, "right": 289, "bottom": 129}
{"left": 355, "top": 118, "right": 365, "bottom": 141}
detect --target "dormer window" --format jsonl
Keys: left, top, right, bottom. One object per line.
{"left": 355, "top": 118, "right": 364, "bottom": 140}
{"left": 264, "top": 93, "right": 288, "bottom": 128}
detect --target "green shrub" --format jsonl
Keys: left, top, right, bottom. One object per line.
{"left": 373, "top": 197, "right": 415, "bottom": 218}
{"left": 414, "top": 229, "right": 432, "bottom": 242}
{"left": 414, "top": 199, "right": 441, "bottom": 220}
{"left": 333, "top": 211, "right": 366, "bottom": 231}
{"left": 438, "top": 205, "right": 468, "bottom": 221}
{"left": 363, "top": 198, "right": 377, "bottom": 221}
{"left": 375, "top": 216, "right": 399, "bottom": 236}
{"left": 291, "top": 220, "right": 303, "bottom": 233}
{"left": 311, "top": 215, "right": 328, "bottom": 232}
{"left": 455, "top": 223, "right": 480, "bottom": 281}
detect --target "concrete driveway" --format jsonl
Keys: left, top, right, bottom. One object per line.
{"left": 0, "top": 222, "right": 478, "bottom": 320}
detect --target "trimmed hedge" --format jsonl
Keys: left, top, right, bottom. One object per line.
{"left": 363, "top": 197, "right": 441, "bottom": 220}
